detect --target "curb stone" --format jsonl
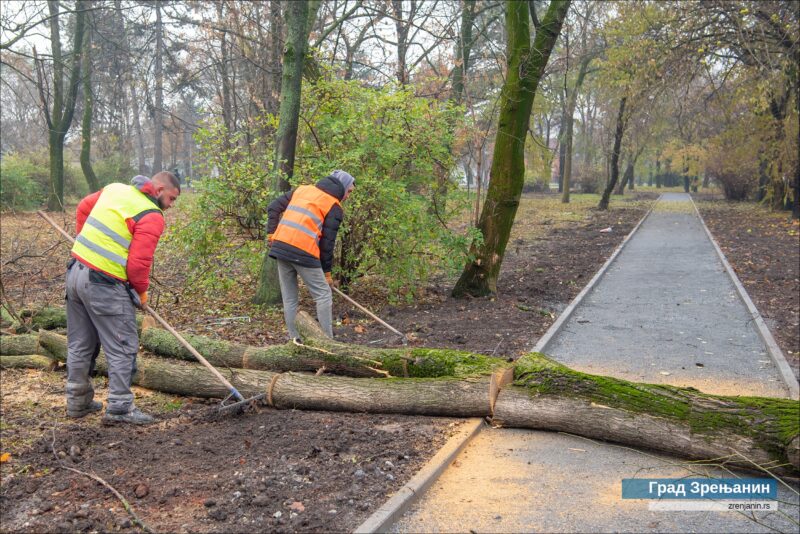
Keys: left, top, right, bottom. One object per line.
{"left": 353, "top": 418, "right": 485, "bottom": 533}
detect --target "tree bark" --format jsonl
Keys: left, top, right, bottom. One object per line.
{"left": 3, "top": 337, "right": 797, "bottom": 473}
{"left": 598, "top": 96, "right": 626, "bottom": 210}
{"left": 0, "top": 355, "right": 56, "bottom": 370}
{"left": 562, "top": 56, "right": 592, "bottom": 204}
{"left": 153, "top": 2, "right": 164, "bottom": 173}
{"left": 494, "top": 352, "right": 799, "bottom": 473}
{"left": 39, "top": 0, "right": 86, "bottom": 211}
{"left": 254, "top": 0, "right": 322, "bottom": 306}
{"left": 0, "top": 334, "right": 41, "bottom": 356}
{"left": 452, "top": 0, "right": 570, "bottom": 297}
{"left": 80, "top": 7, "right": 100, "bottom": 192}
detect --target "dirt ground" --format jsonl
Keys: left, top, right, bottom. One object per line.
{"left": 2, "top": 189, "right": 797, "bottom": 533}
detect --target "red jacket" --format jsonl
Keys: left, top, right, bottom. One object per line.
{"left": 73, "top": 181, "right": 164, "bottom": 294}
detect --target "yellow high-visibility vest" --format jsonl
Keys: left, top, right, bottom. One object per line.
{"left": 71, "top": 183, "right": 162, "bottom": 280}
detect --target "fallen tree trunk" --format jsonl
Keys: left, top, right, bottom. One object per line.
{"left": 141, "top": 313, "right": 512, "bottom": 380}
{"left": 1, "top": 334, "right": 42, "bottom": 355}
{"left": 2, "top": 325, "right": 797, "bottom": 474}
{"left": 4, "top": 306, "right": 144, "bottom": 333}
{"left": 0, "top": 352, "right": 492, "bottom": 416}
{"left": 0, "top": 354, "right": 56, "bottom": 370}
{"left": 493, "top": 353, "right": 799, "bottom": 474}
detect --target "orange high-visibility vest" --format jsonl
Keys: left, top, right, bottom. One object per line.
{"left": 272, "top": 185, "right": 341, "bottom": 259}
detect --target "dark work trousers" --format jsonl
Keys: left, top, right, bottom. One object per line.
{"left": 65, "top": 260, "right": 138, "bottom": 414}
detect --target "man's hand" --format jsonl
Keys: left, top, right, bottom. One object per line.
{"left": 267, "top": 233, "right": 274, "bottom": 246}
{"left": 325, "top": 272, "right": 337, "bottom": 287}
{"left": 138, "top": 291, "right": 148, "bottom": 309}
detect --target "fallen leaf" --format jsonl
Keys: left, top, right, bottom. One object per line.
{"left": 290, "top": 501, "right": 305, "bottom": 512}
{"left": 0, "top": 452, "right": 11, "bottom": 463}
{"left": 354, "top": 325, "right": 365, "bottom": 333}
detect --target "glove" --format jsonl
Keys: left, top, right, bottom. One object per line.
{"left": 138, "top": 291, "right": 148, "bottom": 309}
{"left": 325, "top": 272, "right": 334, "bottom": 286}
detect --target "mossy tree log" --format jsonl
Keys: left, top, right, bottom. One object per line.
{"left": 3, "top": 325, "right": 798, "bottom": 473}
{"left": 9, "top": 306, "right": 143, "bottom": 333}
{"left": 139, "top": 312, "right": 512, "bottom": 380}
{"left": 494, "top": 353, "right": 799, "bottom": 474}
{"left": 0, "top": 334, "right": 42, "bottom": 356}
{"left": 0, "top": 354, "right": 57, "bottom": 370}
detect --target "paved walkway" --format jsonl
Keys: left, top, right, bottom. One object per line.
{"left": 391, "top": 193, "right": 797, "bottom": 533}
{"left": 544, "top": 192, "right": 788, "bottom": 398}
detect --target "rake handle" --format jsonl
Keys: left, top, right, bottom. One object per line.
{"left": 143, "top": 306, "right": 244, "bottom": 401}
{"left": 36, "top": 211, "right": 245, "bottom": 402}
{"left": 332, "top": 286, "right": 407, "bottom": 343}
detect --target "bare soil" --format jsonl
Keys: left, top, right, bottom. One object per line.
{"left": 6, "top": 190, "right": 796, "bottom": 533}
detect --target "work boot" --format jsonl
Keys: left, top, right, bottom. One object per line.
{"left": 67, "top": 400, "right": 103, "bottom": 418}
{"left": 102, "top": 407, "right": 155, "bottom": 426}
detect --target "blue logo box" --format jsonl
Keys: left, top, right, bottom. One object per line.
{"left": 622, "top": 478, "right": 777, "bottom": 500}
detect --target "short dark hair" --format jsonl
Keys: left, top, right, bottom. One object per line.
{"left": 152, "top": 171, "right": 181, "bottom": 193}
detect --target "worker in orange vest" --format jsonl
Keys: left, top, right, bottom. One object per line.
{"left": 266, "top": 170, "right": 355, "bottom": 339}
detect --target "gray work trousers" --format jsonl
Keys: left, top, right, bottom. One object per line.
{"left": 276, "top": 259, "right": 333, "bottom": 339}
{"left": 65, "top": 260, "right": 139, "bottom": 414}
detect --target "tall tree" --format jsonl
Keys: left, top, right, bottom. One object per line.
{"left": 153, "top": 1, "right": 164, "bottom": 172}
{"left": 79, "top": 2, "right": 100, "bottom": 192}
{"left": 35, "top": 0, "right": 87, "bottom": 211}
{"left": 598, "top": 96, "right": 626, "bottom": 210}
{"left": 452, "top": 0, "right": 570, "bottom": 298}
{"left": 254, "top": 0, "right": 322, "bottom": 305}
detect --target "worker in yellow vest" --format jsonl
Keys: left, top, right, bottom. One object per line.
{"left": 66, "top": 172, "right": 180, "bottom": 425}
{"left": 267, "top": 170, "right": 355, "bottom": 339}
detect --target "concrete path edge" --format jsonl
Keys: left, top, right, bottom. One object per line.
{"left": 532, "top": 196, "right": 660, "bottom": 353}
{"left": 353, "top": 418, "right": 485, "bottom": 534}
{"left": 689, "top": 195, "right": 799, "bottom": 400}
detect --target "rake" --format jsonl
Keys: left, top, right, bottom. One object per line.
{"left": 37, "top": 210, "right": 263, "bottom": 415}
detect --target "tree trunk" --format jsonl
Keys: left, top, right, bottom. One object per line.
{"left": 598, "top": 96, "right": 626, "bottom": 210}
{"left": 494, "top": 352, "right": 799, "bottom": 474}
{"left": 153, "top": 2, "right": 164, "bottom": 173}
{"left": 80, "top": 9, "right": 100, "bottom": 192}
{"left": 562, "top": 56, "right": 592, "bottom": 204}
{"left": 254, "top": 0, "right": 321, "bottom": 306}
{"left": 616, "top": 157, "right": 633, "bottom": 195}
{"left": 391, "top": 0, "right": 411, "bottom": 85}
{"left": 41, "top": 0, "right": 86, "bottom": 211}
{"left": 0, "top": 355, "right": 56, "bottom": 370}
{"left": 0, "top": 334, "right": 41, "bottom": 356}
{"left": 453, "top": 0, "right": 570, "bottom": 297}
{"left": 35, "top": 313, "right": 510, "bottom": 381}
{"left": 217, "top": 1, "right": 233, "bottom": 136}
{"left": 3, "top": 338, "right": 797, "bottom": 473}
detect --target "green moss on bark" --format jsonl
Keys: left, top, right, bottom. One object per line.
{"left": 514, "top": 352, "right": 799, "bottom": 461}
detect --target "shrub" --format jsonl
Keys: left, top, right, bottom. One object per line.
{"left": 0, "top": 152, "right": 48, "bottom": 210}
{"left": 574, "top": 163, "right": 603, "bottom": 194}
{"left": 705, "top": 128, "right": 758, "bottom": 201}
{"left": 169, "top": 80, "right": 480, "bottom": 301}
{"left": 93, "top": 153, "right": 137, "bottom": 188}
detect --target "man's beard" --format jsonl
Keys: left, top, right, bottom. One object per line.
{"left": 157, "top": 195, "right": 167, "bottom": 210}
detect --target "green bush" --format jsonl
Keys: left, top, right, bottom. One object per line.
{"left": 93, "top": 153, "right": 137, "bottom": 188}
{"left": 0, "top": 153, "right": 47, "bottom": 210}
{"left": 164, "top": 118, "right": 278, "bottom": 293}
{"left": 0, "top": 150, "right": 90, "bottom": 210}
{"left": 296, "top": 78, "right": 479, "bottom": 301}
{"left": 169, "top": 80, "right": 480, "bottom": 301}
